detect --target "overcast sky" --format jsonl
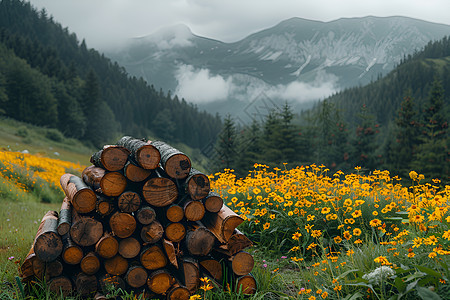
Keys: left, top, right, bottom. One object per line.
{"left": 27, "top": 0, "right": 450, "bottom": 50}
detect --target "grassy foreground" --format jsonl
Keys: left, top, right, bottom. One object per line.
{"left": 0, "top": 147, "right": 449, "bottom": 299}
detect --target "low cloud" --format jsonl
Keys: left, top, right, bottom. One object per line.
{"left": 270, "top": 71, "right": 338, "bottom": 102}
{"left": 175, "top": 65, "right": 337, "bottom": 105}
{"left": 175, "top": 64, "right": 232, "bottom": 103}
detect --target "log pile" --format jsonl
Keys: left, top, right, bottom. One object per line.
{"left": 20, "top": 137, "right": 256, "bottom": 299}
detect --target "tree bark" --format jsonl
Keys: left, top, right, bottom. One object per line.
{"left": 109, "top": 212, "right": 136, "bottom": 239}
{"left": 124, "top": 160, "right": 152, "bottom": 182}
{"left": 142, "top": 176, "right": 178, "bottom": 207}
{"left": 162, "top": 239, "right": 179, "bottom": 269}
{"left": 116, "top": 136, "right": 160, "bottom": 169}
{"left": 90, "top": 145, "right": 130, "bottom": 172}
{"left": 60, "top": 173, "right": 97, "bottom": 213}
{"left": 57, "top": 197, "right": 72, "bottom": 236}
{"left": 181, "top": 257, "right": 200, "bottom": 294}
{"left": 222, "top": 229, "right": 253, "bottom": 256}
{"left": 202, "top": 205, "right": 244, "bottom": 243}
{"left": 34, "top": 210, "right": 63, "bottom": 262}
{"left": 82, "top": 165, "right": 127, "bottom": 197}
{"left": 118, "top": 191, "right": 141, "bottom": 213}
{"left": 151, "top": 141, "right": 191, "bottom": 179}
{"left": 95, "top": 232, "right": 119, "bottom": 259}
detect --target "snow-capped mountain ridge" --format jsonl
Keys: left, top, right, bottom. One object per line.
{"left": 107, "top": 16, "right": 450, "bottom": 117}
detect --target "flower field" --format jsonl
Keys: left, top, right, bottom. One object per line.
{"left": 209, "top": 164, "right": 450, "bottom": 299}
{"left": 1, "top": 150, "right": 449, "bottom": 299}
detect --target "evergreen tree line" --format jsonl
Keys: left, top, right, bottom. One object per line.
{"left": 214, "top": 79, "right": 448, "bottom": 183}
{"left": 0, "top": 0, "right": 222, "bottom": 147}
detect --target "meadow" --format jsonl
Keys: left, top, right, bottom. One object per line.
{"left": 0, "top": 148, "right": 449, "bottom": 299}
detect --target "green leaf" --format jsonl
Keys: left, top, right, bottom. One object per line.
{"left": 405, "top": 279, "right": 419, "bottom": 293}
{"left": 396, "top": 211, "right": 409, "bottom": 215}
{"left": 416, "top": 286, "right": 441, "bottom": 300}
{"left": 394, "top": 277, "right": 406, "bottom": 293}
{"left": 384, "top": 217, "right": 404, "bottom": 221}
{"left": 15, "top": 276, "right": 25, "bottom": 300}
{"left": 342, "top": 292, "right": 364, "bottom": 300}
{"left": 415, "top": 265, "right": 442, "bottom": 279}
{"left": 335, "top": 269, "right": 360, "bottom": 281}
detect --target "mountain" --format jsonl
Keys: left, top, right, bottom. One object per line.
{"left": 0, "top": 0, "right": 222, "bottom": 151}
{"left": 323, "top": 36, "right": 450, "bottom": 128}
{"left": 108, "top": 16, "right": 450, "bottom": 120}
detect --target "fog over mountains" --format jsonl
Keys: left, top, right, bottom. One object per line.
{"left": 107, "top": 16, "right": 450, "bottom": 117}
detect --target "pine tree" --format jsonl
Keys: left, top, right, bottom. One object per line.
{"left": 388, "top": 93, "right": 419, "bottom": 177}
{"left": 350, "top": 105, "right": 380, "bottom": 171}
{"left": 412, "top": 79, "right": 449, "bottom": 182}
{"left": 278, "top": 102, "right": 299, "bottom": 164}
{"left": 0, "top": 72, "right": 8, "bottom": 115}
{"left": 214, "top": 115, "right": 238, "bottom": 171}
{"left": 260, "top": 110, "right": 283, "bottom": 166}
{"left": 236, "top": 119, "right": 262, "bottom": 176}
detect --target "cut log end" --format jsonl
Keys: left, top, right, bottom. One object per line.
{"left": 165, "top": 154, "right": 191, "bottom": 179}
{"left": 140, "top": 245, "right": 168, "bottom": 271}
{"left": 204, "top": 194, "right": 223, "bottom": 213}
{"left": 34, "top": 231, "right": 63, "bottom": 262}
{"left": 125, "top": 266, "right": 148, "bottom": 288}
{"left": 95, "top": 233, "right": 119, "bottom": 259}
{"left": 142, "top": 177, "right": 178, "bottom": 207}
{"left": 166, "top": 204, "right": 184, "bottom": 223}
{"left": 104, "top": 255, "right": 129, "bottom": 276}
{"left": 147, "top": 269, "right": 175, "bottom": 294}
{"left": 101, "top": 172, "right": 127, "bottom": 197}
{"left": 118, "top": 191, "right": 141, "bottom": 213}
{"left": 109, "top": 212, "right": 136, "bottom": 239}
{"left": 48, "top": 276, "right": 73, "bottom": 297}
{"left": 118, "top": 237, "right": 141, "bottom": 259}
{"left": 124, "top": 161, "right": 152, "bottom": 182}
{"left": 70, "top": 217, "right": 103, "bottom": 247}
{"left": 167, "top": 285, "right": 191, "bottom": 300}
{"left": 236, "top": 274, "right": 257, "bottom": 295}
{"left": 184, "top": 200, "right": 205, "bottom": 222}
{"left": 231, "top": 251, "right": 254, "bottom": 276}
{"left": 187, "top": 173, "right": 210, "bottom": 200}
{"left": 136, "top": 145, "right": 161, "bottom": 170}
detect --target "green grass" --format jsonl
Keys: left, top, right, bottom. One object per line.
{"left": 0, "top": 200, "right": 60, "bottom": 282}
{"left": 0, "top": 117, "right": 93, "bottom": 166}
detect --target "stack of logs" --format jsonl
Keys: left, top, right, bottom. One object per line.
{"left": 20, "top": 136, "right": 256, "bottom": 299}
